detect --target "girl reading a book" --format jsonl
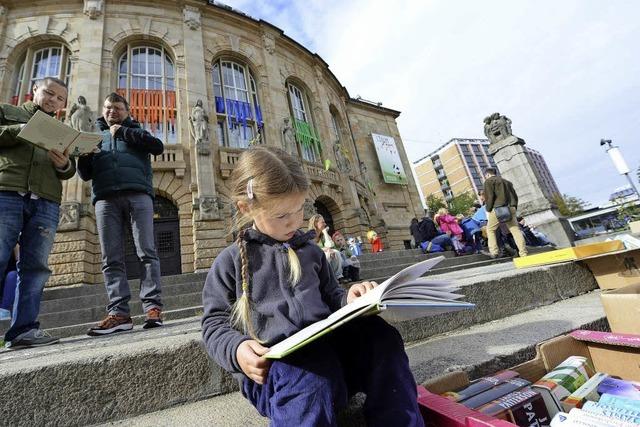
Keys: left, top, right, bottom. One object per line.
{"left": 201, "top": 146, "right": 424, "bottom": 427}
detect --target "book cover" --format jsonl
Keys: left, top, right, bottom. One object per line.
{"left": 264, "top": 256, "right": 475, "bottom": 359}
{"left": 561, "top": 372, "right": 608, "bottom": 412}
{"left": 596, "top": 377, "right": 640, "bottom": 400}
{"left": 17, "top": 110, "right": 102, "bottom": 155}
{"left": 599, "top": 393, "right": 640, "bottom": 411}
{"left": 477, "top": 386, "right": 551, "bottom": 427}
{"left": 532, "top": 356, "right": 592, "bottom": 417}
{"left": 554, "top": 407, "right": 639, "bottom": 427}
{"left": 442, "top": 370, "right": 520, "bottom": 402}
{"left": 461, "top": 378, "right": 531, "bottom": 409}
{"left": 581, "top": 401, "right": 640, "bottom": 424}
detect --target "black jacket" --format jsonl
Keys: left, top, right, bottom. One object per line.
{"left": 77, "top": 116, "right": 163, "bottom": 204}
{"left": 417, "top": 217, "right": 442, "bottom": 242}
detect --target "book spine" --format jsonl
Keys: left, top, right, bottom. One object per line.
{"left": 461, "top": 378, "right": 531, "bottom": 409}
{"left": 562, "top": 372, "right": 608, "bottom": 412}
{"left": 477, "top": 387, "right": 539, "bottom": 415}
{"left": 509, "top": 395, "right": 552, "bottom": 427}
{"left": 444, "top": 370, "right": 520, "bottom": 402}
{"left": 566, "top": 408, "right": 639, "bottom": 427}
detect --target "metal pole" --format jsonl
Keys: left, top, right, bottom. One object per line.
{"left": 624, "top": 173, "right": 640, "bottom": 199}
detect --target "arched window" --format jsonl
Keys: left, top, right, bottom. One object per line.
{"left": 330, "top": 110, "right": 342, "bottom": 144}
{"left": 117, "top": 45, "right": 177, "bottom": 144}
{"left": 212, "top": 59, "right": 263, "bottom": 148}
{"left": 10, "top": 44, "right": 71, "bottom": 107}
{"left": 287, "top": 82, "right": 321, "bottom": 163}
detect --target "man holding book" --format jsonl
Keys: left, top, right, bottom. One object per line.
{"left": 0, "top": 77, "right": 76, "bottom": 349}
{"left": 78, "top": 92, "right": 164, "bottom": 335}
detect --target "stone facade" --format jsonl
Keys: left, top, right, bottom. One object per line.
{"left": 0, "top": 0, "right": 423, "bottom": 286}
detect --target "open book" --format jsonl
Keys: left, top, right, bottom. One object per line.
{"left": 265, "top": 256, "right": 475, "bottom": 359}
{"left": 18, "top": 110, "right": 102, "bottom": 156}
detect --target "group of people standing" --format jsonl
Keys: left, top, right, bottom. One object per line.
{"left": 0, "top": 77, "right": 165, "bottom": 349}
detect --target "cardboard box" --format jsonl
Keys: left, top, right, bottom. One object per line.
{"left": 582, "top": 248, "right": 640, "bottom": 290}
{"left": 419, "top": 330, "right": 640, "bottom": 426}
{"left": 600, "top": 283, "right": 640, "bottom": 334}
{"left": 513, "top": 240, "right": 624, "bottom": 269}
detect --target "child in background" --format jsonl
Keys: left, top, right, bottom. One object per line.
{"left": 367, "top": 225, "right": 383, "bottom": 252}
{"left": 201, "top": 146, "right": 423, "bottom": 427}
{"left": 332, "top": 231, "right": 360, "bottom": 282}
{"left": 434, "top": 208, "right": 466, "bottom": 254}
{"left": 308, "top": 214, "right": 344, "bottom": 282}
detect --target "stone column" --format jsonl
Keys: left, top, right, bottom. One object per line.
{"left": 182, "top": 5, "right": 226, "bottom": 271}
{"left": 484, "top": 113, "right": 574, "bottom": 248}
{"left": 49, "top": 5, "right": 106, "bottom": 287}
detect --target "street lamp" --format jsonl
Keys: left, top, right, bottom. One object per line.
{"left": 600, "top": 139, "right": 640, "bottom": 198}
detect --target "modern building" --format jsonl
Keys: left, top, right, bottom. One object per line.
{"left": 413, "top": 138, "right": 497, "bottom": 203}
{"left": 413, "top": 138, "right": 560, "bottom": 206}
{"left": 0, "top": 0, "right": 424, "bottom": 287}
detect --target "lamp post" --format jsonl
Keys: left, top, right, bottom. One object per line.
{"left": 600, "top": 139, "right": 640, "bottom": 198}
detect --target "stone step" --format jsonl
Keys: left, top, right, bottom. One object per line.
{"left": 0, "top": 261, "right": 600, "bottom": 426}
{"left": 97, "top": 292, "right": 607, "bottom": 427}
{"left": 359, "top": 253, "right": 495, "bottom": 280}
{"left": 357, "top": 250, "right": 456, "bottom": 270}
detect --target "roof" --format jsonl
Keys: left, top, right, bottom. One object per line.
{"left": 413, "top": 138, "right": 489, "bottom": 164}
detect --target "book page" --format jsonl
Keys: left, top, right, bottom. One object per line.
{"left": 69, "top": 133, "right": 103, "bottom": 156}
{"left": 17, "top": 110, "right": 78, "bottom": 151}
{"left": 383, "top": 256, "right": 445, "bottom": 290}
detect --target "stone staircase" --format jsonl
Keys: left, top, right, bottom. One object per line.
{"left": 0, "top": 248, "right": 606, "bottom": 427}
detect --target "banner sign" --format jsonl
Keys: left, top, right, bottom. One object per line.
{"left": 371, "top": 133, "right": 408, "bottom": 185}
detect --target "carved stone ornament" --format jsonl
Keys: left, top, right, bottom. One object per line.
{"left": 184, "top": 5, "right": 201, "bottom": 31}
{"left": 483, "top": 112, "right": 514, "bottom": 145}
{"left": 198, "top": 196, "right": 220, "bottom": 220}
{"left": 333, "top": 142, "right": 351, "bottom": 174}
{"left": 83, "top": 0, "right": 103, "bottom": 19}
{"left": 262, "top": 32, "right": 275, "bottom": 55}
{"left": 58, "top": 202, "right": 80, "bottom": 231}
{"left": 303, "top": 199, "right": 316, "bottom": 219}
{"left": 196, "top": 140, "right": 211, "bottom": 156}
{"left": 0, "top": 5, "right": 7, "bottom": 17}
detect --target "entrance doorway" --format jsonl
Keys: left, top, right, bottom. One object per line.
{"left": 125, "top": 196, "right": 182, "bottom": 279}
{"left": 313, "top": 200, "right": 335, "bottom": 234}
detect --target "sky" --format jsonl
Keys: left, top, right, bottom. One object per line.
{"left": 220, "top": 0, "right": 640, "bottom": 206}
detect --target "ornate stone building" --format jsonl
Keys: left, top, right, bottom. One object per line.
{"left": 0, "top": 0, "right": 423, "bottom": 286}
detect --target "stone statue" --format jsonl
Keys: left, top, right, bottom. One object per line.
{"left": 333, "top": 142, "right": 351, "bottom": 173}
{"left": 483, "top": 112, "right": 514, "bottom": 145}
{"left": 281, "top": 117, "right": 297, "bottom": 156}
{"left": 69, "top": 96, "right": 95, "bottom": 132}
{"left": 190, "top": 99, "right": 210, "bottom": 155}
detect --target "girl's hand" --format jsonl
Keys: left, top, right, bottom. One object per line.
{"left": 236, "top": 340, "right": 271, "bottom": 384}
{"left": 347, "top": 281, "right": 377, "bottom": 303}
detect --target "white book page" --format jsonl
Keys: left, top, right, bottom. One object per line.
{"left": 383, "top": 256, "right": 445, "bottom": 290}
{"left": 68, "top": 133, "right": 102, "bottom": 156}
{"left": 17, "top": 110, "right": 78, "bottom": 151}
{"left": 382, "top": 291, "right": 464, "bottom": 300}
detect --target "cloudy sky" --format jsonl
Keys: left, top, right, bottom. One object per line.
{"left": 222, "top": 0, "right": 640, "bottom": 206}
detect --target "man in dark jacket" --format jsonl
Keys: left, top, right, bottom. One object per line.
{"left": 0, "top": 77, "right": 76, "bottom": 348}
{"left": 78, "top": 92, "right": 164, "bottom": 335}
{"left": 483, "top": 167, "right": 527, "bottom": 258}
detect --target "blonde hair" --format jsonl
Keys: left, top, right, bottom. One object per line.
{"left": 308, "top": 214, "right": 323, "bottom": 243}
{"left": 228, "top": 146, "right": 310, "bottom": 340}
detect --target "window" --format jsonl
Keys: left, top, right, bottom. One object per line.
{"left": 117, "top": 45, "right": 177, "bottom": 144}
{"left": 287, "top": 83, "right": 321, "bottom": 163}
{"left": 212, "top": 59, "right": 263, "bottom": 149}
{"left": 11, "top": 44, "right": 71, "bottom": 110}
{"left": 330, "top": 111, "right": 341, "bottom": 143}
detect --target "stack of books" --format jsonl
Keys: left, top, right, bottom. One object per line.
{"left": 438, "top": 356, "right": 640, "bottom": 427}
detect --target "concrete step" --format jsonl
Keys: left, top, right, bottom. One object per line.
{"left": 0, "top": 260, "right": 600, "bottom": 426}
{"left": 95, "top": 292, "right": 608, "bottom": 427}
{"left": 357, "top": 250, "right": 456, "bottom": 270}
{"left": 359, "top": 253, "right": 495, "bottom": 280}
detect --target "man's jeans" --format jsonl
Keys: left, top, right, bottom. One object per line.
{"left": 431, "top": 234, "right": 453, "bottom": 250}
{"left": 95, "top": 193, "right": 162, "bottom": 315}
{"left": 0, "top": 192, "right": 59, "bottom": 342}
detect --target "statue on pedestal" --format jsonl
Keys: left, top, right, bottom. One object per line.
{"left": 69, "top": 96, "right": 95, "bottom": 132}
{"left": 483, "top": 112, "right": 514, "bottom": 145}
{"left": 190, "top": 99, "right": 210, "bottom": 155}
{"left": 281, "top": 117, "right": 297, "bottom": 156}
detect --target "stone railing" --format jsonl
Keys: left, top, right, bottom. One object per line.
{"left": 152, "top": 144, "right": 186, "bottom": 177}
{"left": 303, "top": 162, "right": 340, "bottom": 187}
{"left": 219, "top": 147, "right": 243, "bottom": 178}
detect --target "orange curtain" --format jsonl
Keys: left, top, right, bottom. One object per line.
{"left": 116, "top": 88, "right": 176, "bottom": 132}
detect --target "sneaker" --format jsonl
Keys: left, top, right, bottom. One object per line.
{"left": 5, "top": 328, "right": 59, "bottom": 349}
{"left": 143, "top": 307, "right": 163, "bottom": 329}
{"left": 87, "top": 314, "right": 133, "bottom": 336}
{"left": 0, "top": 308, "right": 11, "bottom": 320}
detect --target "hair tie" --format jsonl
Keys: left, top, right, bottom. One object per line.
{"left": 246, "top": 178, "right": 254, "bottom": 200}
{"left": 241, "top": 280, "right": 249, "bottom": 293}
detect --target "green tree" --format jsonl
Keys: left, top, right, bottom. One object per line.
{"left": 448, "top": 192, "right": 478, "bottom": 216}
{"left": 552, "top": 193, "right": 588, "bottom": 217}
{"left": 426, "top": 193, "right": 446, "bottom": 215}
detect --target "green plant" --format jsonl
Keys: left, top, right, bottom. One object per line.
{"left": 552, "top": 193, "right": 588, "bottom": 217}
{"left": 426, "top": 193, "right": 446, "bottom": 215}
{"left": 447, "top": 192, "right": 478, "bottom": 216}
